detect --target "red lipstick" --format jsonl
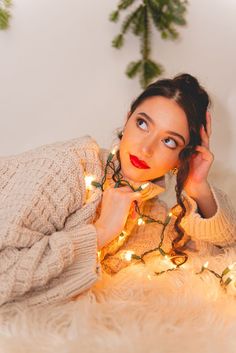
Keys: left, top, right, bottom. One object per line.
{"left": 129, "top": 154, "right": 150, "bottom": 169}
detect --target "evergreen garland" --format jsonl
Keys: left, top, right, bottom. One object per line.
{"left": 109, "top": 0, "right": 188, "bottom": 88}
{"left": 0, "top": 0, "right": 12, "bottom": 30}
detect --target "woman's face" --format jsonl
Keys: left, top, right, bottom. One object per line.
{"left": 119, "top": 96, "right": 190, "bottom": 182}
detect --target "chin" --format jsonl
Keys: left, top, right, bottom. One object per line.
{"left": 121, "top": 165, "right": 150, "bottom": 183}
{"left": 120, "top": 153, "right": 149, "bottom": 182}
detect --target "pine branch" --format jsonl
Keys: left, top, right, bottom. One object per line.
{"left": 147, "top": 0, "right": 187, "bottom": 39}
{"left": 140, "top": 59, "right": 163, "bottom": 88}
{"left": 109, "top": 0, "right": 188, "bottom": 87}
{"left": 126, "top": 60, "right": 142, "bottom": 78}
{"left": 130, "top": 5, "right": 145, "bottom": 35}
{"left": 109, "top": 0, "right": 138, "bottom": 23}
{"left": 0, "top": 0, "right": 12, "bottom": 30}
{"left": 118, "top": 0, "right": 137, "bottom": 10}
{"left": 122, "top": 4, "right": 144, "bottom": 34}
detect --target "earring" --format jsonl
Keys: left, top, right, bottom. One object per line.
{"left": 118, "top": 130, "right": 124, "bottom": 138}
{"left": 170, "top": 167, "right": 178, "bottom": 175}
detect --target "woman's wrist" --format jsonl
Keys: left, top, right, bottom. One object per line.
{"left": 185, "top": 181, "right": 209, "bottom": 199}
{"left": 185, "top": 181, "right": 217, "bottom": 218}
{"left": 94, "top": 220, "right": 109, "bottom": 250}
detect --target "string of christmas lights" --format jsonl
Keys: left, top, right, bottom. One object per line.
{"left": 85, "top": 146, "right": 236, "bottom": 294}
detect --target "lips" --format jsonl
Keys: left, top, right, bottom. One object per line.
{"left": 129, "top": 154, "right": 150, "bottom": 169}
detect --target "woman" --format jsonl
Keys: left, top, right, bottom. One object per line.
{"left": 0, "top": 73, "right": 235, "bottom": 307}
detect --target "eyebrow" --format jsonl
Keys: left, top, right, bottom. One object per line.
{"left": 137, "top": 112, "right": 186, "bottom": 145}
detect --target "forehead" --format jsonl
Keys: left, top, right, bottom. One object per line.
{"left": 132, "top": 96, "right": 190, "bottom": 140}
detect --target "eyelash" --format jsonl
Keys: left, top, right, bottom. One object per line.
{"left": 136, "top": 117, "right": 179, "bottom": 149}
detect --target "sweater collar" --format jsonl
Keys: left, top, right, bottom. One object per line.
{"left": 99, "top": 147, "right": 166, "bottom": 200}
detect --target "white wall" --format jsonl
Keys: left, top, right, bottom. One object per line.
{"left": 0, "top": 0, "right": 235, "bottom": 206}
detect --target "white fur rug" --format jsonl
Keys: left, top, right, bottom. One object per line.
{"left": 0, "top": 244, "right": 236, "bottom": 353}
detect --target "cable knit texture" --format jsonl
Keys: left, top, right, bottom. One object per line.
{"left": 0, "top": 135, "right": 235, "bottom": 306}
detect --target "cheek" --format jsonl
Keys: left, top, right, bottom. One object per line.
{"left": 119, "top": 137, "right": 128, "bottom": 162}
{"left": 152, "top": 148, "right": 180, "bottom": 168}
{"left": 120, "top": 128, "right": 139, "bottom": 152}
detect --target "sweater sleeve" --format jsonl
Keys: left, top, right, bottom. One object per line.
{"left": 0, "top": 224, "right": 101, "bottom": 306}
{"left": 0, "top": 143, "right": 103, "bottom": 307}
{"left": 179, "top": 184, "right": 236, "bottom": 247}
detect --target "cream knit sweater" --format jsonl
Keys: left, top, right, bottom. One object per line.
{"left": 0, "top": 135, "right": 235, "bottom": 307}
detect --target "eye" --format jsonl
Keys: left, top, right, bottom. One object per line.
{"left": 163, "top": 137, "right": 178, "bottom": 149}
{"left": 136, "top": 117, "right": 148, "bottom": 130}
{"left": 136, "top": 117, "right": 179, "bottom": 149}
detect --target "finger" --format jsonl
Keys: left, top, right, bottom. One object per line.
{"left": 200, "top": 125, "right": 210, "bottom": 148}
{"left": 116, "top": 185, "right": 141, "bottom": 193}
{"left": 130, "top": 191, "right": 142, "bottom": 200}
{"left": 206, "top": 111, "right": 212, "bottom": 136}
{"left": 194, "top": 145, "right": 214, "bottom": 162}
{"left": 117, "top": 181, "right": 147, "bottom": 193}
{"left": 118, "top": 185, "right": 134, "bottom": 192}
{"left": 115, "top": 185, "right": 142, "bottom": 198}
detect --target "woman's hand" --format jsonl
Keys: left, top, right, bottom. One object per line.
{"left": 94, "top": 186, "right": 142, "bottom": 250}
{"left": 183, "top": 111, "right": 214, "bottom": 197}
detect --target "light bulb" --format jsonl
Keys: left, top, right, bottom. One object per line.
{"left": 123, "top": 251, "right": 135, "bottom": 261}
{"left": 228, "top": 262, "right": 236, "bottom": 270}
{"left": 85, "top": 175, "right": 95, "bottom": 190}
{"left": 111, "top": 145, "right": 119, "bottom": 155}
{"left": 140, "top": 182, "right": 149, "bottom": 190}
{"left": 137, "top": 217, "right": 145, "bottom": 226}
{"left": 203, "top": 261, "right": 209, "bottom": 268}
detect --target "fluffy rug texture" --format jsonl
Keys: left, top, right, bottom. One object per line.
{"left": 0, "top": 243, "right": 236, "bottom": 353}
{"left": 0, "top": 175, "right": 235, "bottom": 353}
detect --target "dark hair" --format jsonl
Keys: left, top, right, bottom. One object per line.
{"left": 117, "top": 73, "right": 211, "bottom": 255}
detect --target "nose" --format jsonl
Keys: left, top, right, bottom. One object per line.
{"left": 140, "top": 137, "right": 156, "bottom": 158}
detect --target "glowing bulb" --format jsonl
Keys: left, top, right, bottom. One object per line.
{"left": 97, "top": 250, "right": 101, "bottom": 259}
{"left": 164, "top": 212, "right": 172, "bottom": 225}
{"left": 137, "top": 217, "right": 145, "bottom": 226}
{"left": 147, "top": 274, "right": 152, "bottom": 280}
{"left": 140, "top": 182, "right": 149, "bottom": 190}
{"left": 163, "top": 255, "right": 171, "bottom": 265}
{"left": 181, "top": 263, "right": 188, "bottom": 269}
{"left": 203, "top": 261, "right": 209, "bottom": 268}
{"left": 85, "top": 175, "right": 95, "bottom": 190}
{"left": 123, "top": 251, "right": 135, "bottom": 261}
{"left": 228, "top": 262, "right": 236, "bottom": 270}
{"left": 111, "top": 145, "right": 119, "bottom": 155}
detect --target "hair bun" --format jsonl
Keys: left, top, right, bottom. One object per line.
{"left": 174, "top": 73, "right": 199, "bottom": 92}
{"left": 173, "top": 73, "right": 210, "bottom": 111}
